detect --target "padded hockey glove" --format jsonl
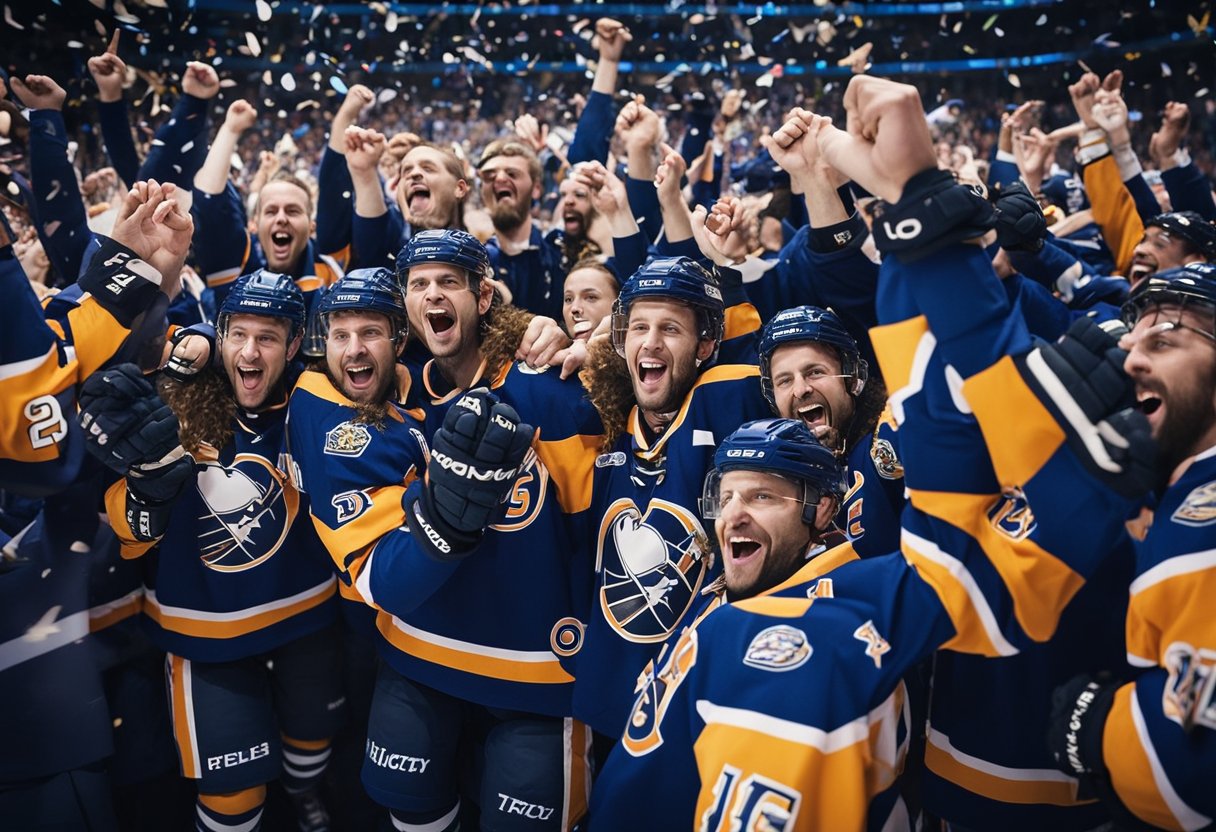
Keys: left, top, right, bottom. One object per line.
{"left": 406, "top": 388, "right": 533, "bottom": 561}
{"left": 993, "top": 180, "right": 1046, "bottom": 253}
{"left": 1048, "top": 674, "right": 1156, "bottom": 831}
{"left": 124, "top": 447, "right": 194, "bottom": 541}
{"left": 79, "top": 364, "right": 165, "bottom": 470}
{"left": 1015, "top": 318, "right": 1155, "bottom": 498}
{"left": 870, "top": 167, "right": 996, "bottom": 262}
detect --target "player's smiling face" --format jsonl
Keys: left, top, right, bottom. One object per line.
{"left": 396, "top": 146, "right": 468, "bottom": 231}
{"left": 624, "top": 300, "right": 715, "bottom": 418}
{"left": 767, "top": 342, "right": 854, "bottom": 452}
{"left": 219, "top": 314, "right": 299, "bottom": 411}
{"left": 1122, "top": 304, "right": 1216, "bottom": 475}
{"left": 563, "top": 267, "right": 617, "bottom": 341}
{"left": 715, "top": 469, "right": 813, "bottom": 600}
{"left": 403, "top": 262, "right": 492, "bottom": 362}
{"left": 1129, "top": 226, "right": 1203, "bottom": 286}
{"left": 324, "top": 310, "right": 402, "bottom": 404}
{"left": 256, "top": 181, "right": 314, "bottom": 273}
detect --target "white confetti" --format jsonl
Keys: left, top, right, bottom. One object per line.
{"left": 256, "top": 0, "right": 272, "bottom": 22}
{"left": 246, "top": 31, "right": 262, "bottom": 57}
{"left": 4, "top": 5, "right": 24, "bottom": 30}
{"left": 281, "top": 73, "right": 296, "bottom": 92}
{"left": 1007, "top": 73, "right": 1021, "bottom": 88}
{"left": 755, "top": 73, "right": 774, "bottom": 88}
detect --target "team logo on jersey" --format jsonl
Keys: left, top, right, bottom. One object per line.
{"left": 1172, "top": 482, "right": 1216, "bottom": 526}
{"left": 196, "top": 454, "right": 298, "bottom": 571}
{"left": 490, "top": 451, "right": 548, "bottom": 532}
{"left": 870, "top": 437, "right": 903, "bottom": 480}
{"left": 1163, "top": 641, "right": 1216, "bottom": 731}
{"left": 595, "top": 451, "right": 627, "bottom": 468}
{"left": 597, "top": 498, "right": 711, "bottom": 643}
{"left": 622, "top": 627, "right": 699, "bottom": 756}
{"left": 987, "top": 488, "right": 1036, "bottom": 541}
{"left": 324, "top": 421, "right": 372, "bottom": 457}
{"left": 550, "top": 616, "right": 585, "bottom": 658}
{"left": 743, "top": 625, "right": 812, "bottom": 672}
{"left": 853, "top": 620, "right": 891, "bottom": 669}
{"left": 332, "top": 489, "right": 372, "bottom": 525}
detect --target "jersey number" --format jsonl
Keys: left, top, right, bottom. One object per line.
{"left": 25, "top": 395, "right": 67, "bottom": 449}
{"left": 700, "top": 767, "right": 801, "bottom": 832}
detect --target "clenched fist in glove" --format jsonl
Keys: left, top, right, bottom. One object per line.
{"left": 992, "top": 180, "right": 1046, "bottom": 253}
{"left": 1016, "top": 318, "right": 1155, "bottom": 498}
{"left": 405, "top": 388, "right": 534, "bottom": 561}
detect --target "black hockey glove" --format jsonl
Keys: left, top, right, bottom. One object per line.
{"left": 1015, "top": 318, "right": 1155, "bottom": 498}
{"left": 124, "top": 448, "right": 194, "bottom": 540}
{"left": 993, "top": 180, "right": 1046, "bottom": 253}
{"left": 79, "top": 364, "right": 165, "bottom": 470}
{"left": 870, "top": 167, "right": 996, "bottom": 262}
{"left": 427, "top": 387, "right": 533, "bottom": 535}
{"left": 1048, "top": 674, "right": 1156, "bottom": 831}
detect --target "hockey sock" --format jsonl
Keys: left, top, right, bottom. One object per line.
{"left": 388, "top": 802, "right": 460, "bottom": 832}
{"left": 196, "top": 786, "right": 266, "bottom": 832}
{"left": 280, "top": 734, "right": 332, "bottom": 793}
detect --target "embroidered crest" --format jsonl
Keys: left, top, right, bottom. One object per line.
{"left": 1172, "top": 481, "right": 1216, "bottom": 526}
{"left": 870, "top": 437, "right": 904, "bottom": 480}
{"left": 743, "top": 625, "right": 812, "bottom": 672}
{"left": 324, "top": 421, "right": 372, "bottom": 457}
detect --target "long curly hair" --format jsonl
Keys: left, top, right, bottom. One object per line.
{"left": 158, "top": 369, "right": 236, "bottom": 455}
{"left": 580, "top": 338, "right": 634, "bottom": 451}
{"left": 478, "top": 294, "right": 535, "bottom": 376}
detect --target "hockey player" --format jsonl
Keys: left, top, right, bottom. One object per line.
{"left": 1047, "top": 264, "right": 1216, "bottom": 832}
{"left": 590, "top": 73, "right": 1156, "bottom": 832}
{"left": 588, "top": 419, "right": 912, "bottom": 830}
{"left": 192, "top": 99, "right": 347, "bottom": 352}
{"left": 1, "top": 180, "right": 192, "bottom": 496}
{"left": 573, "top": 256, "right": 771, "bottom": 739}
{"left": 315, "top": 228, "right": 600, "bottom": 831}
{"left": 80, "top": 272, "right": 345, "bottom": 832}
{"left": 757, "top": 306, "right": 903, "bottom": 557}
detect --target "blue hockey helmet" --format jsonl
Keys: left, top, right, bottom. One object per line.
{"left": 1121, "top": 262, "right": 1216, "bottom": 337}
{"left": 610, "top": 256, "right": 726, "bottom": 359}
{"left": 318, "top": 268, "right": 409, "bottom": 342}
{"left": 1144, "top": 211, "right": 1216, "bottom": 261}
{"left": 757, "top": 306, "right": 868, "bottom": 411}
{"left": 219, "top": 269, "right": 306, "bottom": 338}
{"left": 700, "top": 418, "right": 847, "bottom": 525}
{"left": 1040, "top": 173, "right": 1090, "bottom": 215}
{"left": 396, "top": 228, "right": 492, "bottom": 291}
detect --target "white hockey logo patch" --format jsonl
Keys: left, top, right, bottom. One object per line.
{"left": 1172, "top": 481, "right": 1216, "bottom": 526}
{"left": 195, "top": 456, "right": 297, "bottom": 571}
{"left": 325, "top": 421, "right": 372, "bottom": 457}
{"left": 743, "top": 625, "right": 812, "bottom": 672}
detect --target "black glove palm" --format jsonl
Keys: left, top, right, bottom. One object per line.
{"left": 993, "top": 180, "right": 1047, "bottom": 253}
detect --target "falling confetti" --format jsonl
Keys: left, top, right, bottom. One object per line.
{"left": 256, "top": 0, "right": 272, "bottom": 23}
{"left": 245, "top": 31, "right": 261, "bottom": 57}
{"left": 281, "top": 73, "right": 296, "bottom": 91}
{"left": 329, "top": 75, "right": 348, "bottom": 94}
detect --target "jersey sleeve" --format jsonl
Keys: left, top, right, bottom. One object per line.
{"left": 28, "top": 110, "right": 93, "bottom": 284}
{"left": 136, "top": 93, "right": 210, "bottom": 190}
{"left": 96, "top": 99, "right": 142, "bottom": 188}
{"left": 1082, "top": 155, "right": 1143, "bottom": 279}
{"left": 192, "top": 181, "right": 256, "bottom": 301}
{"left": 870, "top": 242, "right": 1140, "bottom": 657}
{"left": 567, "top": 90, "right": 614, "bottom": 166}
{"left": 315, "top": 145, "right": 355, "bottom": 269}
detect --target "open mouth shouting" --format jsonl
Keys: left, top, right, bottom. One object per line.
{"left": 236, "top": 364, "right": 265, "bottom": 393}
{"left": 793, "top": 396, "right": 832, "bottom": 431}
{"left": 268, "top": 229, "right": 295, "bottom": 264}
{"left": 636, "top": 359, "right": 668, "bottom": 393}
{"left": 563, "top": 211, "right": 585, "bottom": 236}
{"left": 424, "top": 306, "right": 458, "bottom": 349}
{"left": 726, "top": 535, "right": 764, "bottom": 567}
{"left": 407, "top": 184, "right": 432, "bottom": 216}
{"left": 1135, "top": 386, "right": 1164, "bottom": 430}
{"left": 344, "top": 362, "right": 375, "bottom": 393}
{"left": 1129, "top": 256, "right": 1157, "bottom": 284}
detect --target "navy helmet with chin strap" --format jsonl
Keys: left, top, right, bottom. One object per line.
{"left": 219, "top": 269, "right": 307, "bottom": 338}
{"left": 700, "top": 418, "right": 846, "bottom": 525}
{"left": 1122, "top": 262, "right": 1216, "bottom": 336}
{"left": 396, "top": 228, "right": 492, "bottom": 292}
{"left": 318, "top": 268, "right": 410, "bottom": 343}
{"left": 757, "top": 306, "right": 868, "bottom": 412}
{"left": 610, "top": 256, "right": 725, "bottom": 361}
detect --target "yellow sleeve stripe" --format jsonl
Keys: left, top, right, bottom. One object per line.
{"left": 1125, "top": 558, "right": 1216, "bottom": 669}
{"left": 924, "top": 727, "right": 1091, "bottom": 806}
{"left": 908, "top": 489, "right": 1084, "bottom": 644}
{"left": 870, "top": 316, "right": 934, "bottom": 426}
{"left": 731, "top": 596, "right": 815, "bottom": 619}
{"left": 963, "top": 355, "right": 1066, "bottom": 487}
{"left": 377, "top": 614, "right": 574, "bottom": 684}
{"left": 900, "top": 526, "right": 1018, "bottom": 658}
{"left": 311, "top": 486, "right": 408, "bottom": 564}
{"left": 1104, "top": 684, "right": 1207, "bottom": 831}
{"left": 536, "top": 429, "right": 603, "bottom": 514}
{"left": 724, "top": 303, "right": 761, "bottom": 340}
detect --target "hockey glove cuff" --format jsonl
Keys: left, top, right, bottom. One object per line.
{"left": 870, "top": 168, "right": 996, "bottom": 262}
